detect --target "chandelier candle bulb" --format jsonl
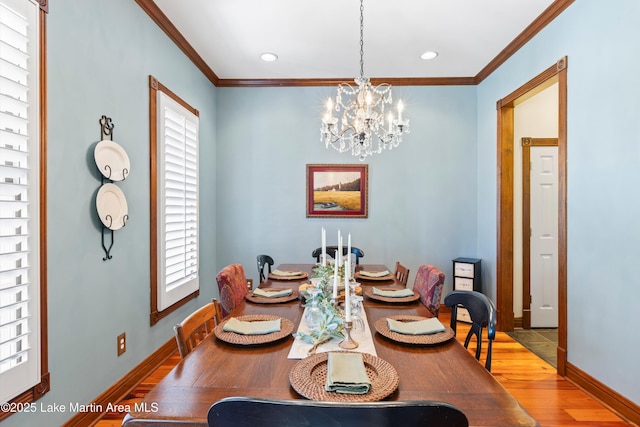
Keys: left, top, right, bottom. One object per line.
{"left": 398, "top": 101, "right": 404, "bottom": 121}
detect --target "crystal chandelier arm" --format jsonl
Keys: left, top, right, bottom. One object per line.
{"left": 319, "top": 0, "right": 409, "bottom": 161}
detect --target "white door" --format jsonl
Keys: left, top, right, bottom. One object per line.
{"left": 530, "top": 146, "right": 558, "bottom": 327}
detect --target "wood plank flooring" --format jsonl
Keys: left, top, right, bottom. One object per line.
{"left": 94, "top": 312, "right": 632, "bottom": 426}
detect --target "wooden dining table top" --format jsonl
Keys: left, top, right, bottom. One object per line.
{"left": 123, "top": 264, "right": 538, "bottom": 427}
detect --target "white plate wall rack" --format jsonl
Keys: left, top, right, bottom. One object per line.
{"left": 95, "top": 115, "right": 129, "bottom": 260}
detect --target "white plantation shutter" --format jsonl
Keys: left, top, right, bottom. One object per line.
{"left": 0, "top": 0, "right": 41, "bottom": 403}
{"left": 157, "top": 91, "right": 199, "bottom": 311}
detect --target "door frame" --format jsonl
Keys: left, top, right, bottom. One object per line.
{"left": 522, "top": 137, "right": 558, "bottom": 329}
{"left": 496, "top": 56, "right": 568, "bottom": 375}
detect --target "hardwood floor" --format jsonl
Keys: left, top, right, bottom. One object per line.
{"left": 94, "top": 312, "right": 632, "bottom": 426}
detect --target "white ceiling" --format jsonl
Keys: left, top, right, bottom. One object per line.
{"left": 152, "top": 0, "right": 556, "bottom": 80}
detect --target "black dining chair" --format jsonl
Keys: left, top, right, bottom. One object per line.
{"left": 207, "top": 396, "right": 468, "bottom": 427}
{"left": 312, "top": 246, "right": 364, "bottom": 264}
{"left": 444, "top": 290, "right": 497, "bottom": 371}
{"left": 256, "top": 254, "right": 274, "bottom": 283}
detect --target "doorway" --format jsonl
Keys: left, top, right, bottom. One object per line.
{"left": 496, "top": 57, "right": 568, "bottom": 375}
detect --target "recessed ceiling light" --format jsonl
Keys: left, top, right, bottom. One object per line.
{"left": 260, "top": 52, "right": 278, "bottom": 62}
{"left": 420, "top": 51, "right": 438, "bottom": 60}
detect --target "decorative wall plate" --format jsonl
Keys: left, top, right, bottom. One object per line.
{"left": 96, "top": 183, "right": 128, "bottom": 230}
{"left": 94, "top": 139, "right": 130, "bottom": 181}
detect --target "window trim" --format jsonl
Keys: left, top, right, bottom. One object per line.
{"left": 149, "top": 75, "right": 200, "bottom": 326}
{"left": 0, "top": 0, "right": 49, "bottom": 416}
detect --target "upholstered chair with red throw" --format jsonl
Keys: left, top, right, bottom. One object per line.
{"left": 216, "top": 264, "right": 251, "bottom": 317}
{"left": 412, "top": 264, "right": 445, "bottom": 317}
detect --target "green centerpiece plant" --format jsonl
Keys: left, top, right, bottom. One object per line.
{"left": 295, "top": 263, "right": 345, "bottom": 352}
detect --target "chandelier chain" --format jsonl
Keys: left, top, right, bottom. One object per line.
{"left": 359, "top": 0, "right": 364, "bottom": 78}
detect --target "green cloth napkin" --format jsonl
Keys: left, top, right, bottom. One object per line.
{"left": 222, "top": 317, "right": 281, "bottom": 335}
{"left": 325, "top": 352, "right": 371, "bottom": 395}
{"left": 372, "top": 287, "right": 414, "bottom": 298}
{"left": 359, "top": 270, "right": 390, "bottom": 277}
{"left": 386, "top": 317, "right": 446, "bottom": 335}
{"left": 252, "top": 288, "right": 293, "bottom": 298}
{"left": 272, "top": 269, "right": 302, "bottom": 276}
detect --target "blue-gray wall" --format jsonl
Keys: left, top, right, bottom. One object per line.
{"left": 476, "top": 0, "right": 640, "bottom": 403}
{"left": 3, "top": 0, "right": 217, "bottom": 425}
{"left": 215, "top": 85, "right": 477, "bottom": 286}
{"left": 4, "top": 0, "right": 639, "bottom": 425}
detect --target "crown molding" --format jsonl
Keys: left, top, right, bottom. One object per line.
{"left": 475, "top": 0, "right": 574, "bottom": 83}
{"left": 135, "top": 0, "right": 219, "bottom": 86}
{"left": 216, "top": 76, "right": 477, "bottom": 88}
{"left": 136, "top": 0, "right": 574, "bottom": 88}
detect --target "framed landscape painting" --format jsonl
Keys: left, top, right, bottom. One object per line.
{"left": 306, "top": 164, "right": 368, "bottom": 218}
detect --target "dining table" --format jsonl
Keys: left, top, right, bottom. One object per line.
{"left": 123, "top": 264, "right": 538, "bottom": 427}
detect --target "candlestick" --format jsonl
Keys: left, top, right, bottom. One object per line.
{"left": 339, "top": 320, "right": 358, "bottom": 349}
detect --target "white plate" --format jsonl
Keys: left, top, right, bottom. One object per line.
{"left": 96, "top": 183, "right": 128, "bottom": 230}
{"left": 94, "top": 140, "right": 130, "bottom": 181}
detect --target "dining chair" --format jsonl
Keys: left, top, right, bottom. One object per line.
{"left": 394, "top": 261, "right": 410, "bottom": 287}
{"left": 412, "top": 264, "right": 445, "bottom": 317}
{"left": 256, "top": 254, "right": 274, "bottom": 283}
{"left": 312, "top": 246, "right": 364, "bottom": 264}
{"left": 173, "top": 299, "right": 223, "bottom": 359}
{"left": 216, "top": 264, "right": 251, "bottom": 317}
{"left": 207, "top": 396, "right": 468, "bottom": 427}
{"left": 444, "top": 290, "right": 497, "bottom": 372}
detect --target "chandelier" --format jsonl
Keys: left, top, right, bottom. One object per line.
{"left": 320, "top": 0, "right": 409, "bottom": 161}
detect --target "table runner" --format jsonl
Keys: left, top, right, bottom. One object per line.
{"left": 287, "top": 306, "right": 377, "bottom": 359}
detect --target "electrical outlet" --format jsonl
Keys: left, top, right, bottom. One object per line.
{"left": 117, "top": 332, "right": 126, "bottom": 356}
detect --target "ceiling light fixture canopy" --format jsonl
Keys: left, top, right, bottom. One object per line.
{"left": 321, "top": 0, "right": 409, "bottom": 161}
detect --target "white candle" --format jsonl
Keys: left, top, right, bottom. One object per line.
{"left": 321, "top": 227, "right": 326, "bottom": 265}
{"left": 398, "top": 100, "right": 404, "bottom": 121}
{"left": 337, "top": 230, "right": 342, "bottom": 268}
{"left": 333, "top": 250, "right": 339, "bottom": 298}
{"left": 347, "top": 233, "right": 352, "bottom": 279}
{"left": 345, "top": 257, "right": 351, "bottom": 322}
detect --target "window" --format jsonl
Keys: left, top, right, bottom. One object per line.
{"left": 0, "top": 0, "right": 48, "bottom": 410}
{"left": 149, "top": 76, "right": 200, "bottom": 325}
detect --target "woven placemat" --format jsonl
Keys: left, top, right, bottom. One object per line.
{"left": 363, "top": 287, "right": 420, "bottom": 303}
{"left": 245, "top": 288, "right": 299, "bottom": 304}
{"left": 354, "top": 272, "right": 395, "bottom": 282}
{"left": 289, "top": 351, "right": 399, "bottom": 402}
{"left": 268, "top": 271, "right": 309, "bottom": 281}
{"left": 214, "top": 315, "right": 293, "bottom": 345}
{"left": 374, "top": 315, "right": 454, "bottom": 345}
